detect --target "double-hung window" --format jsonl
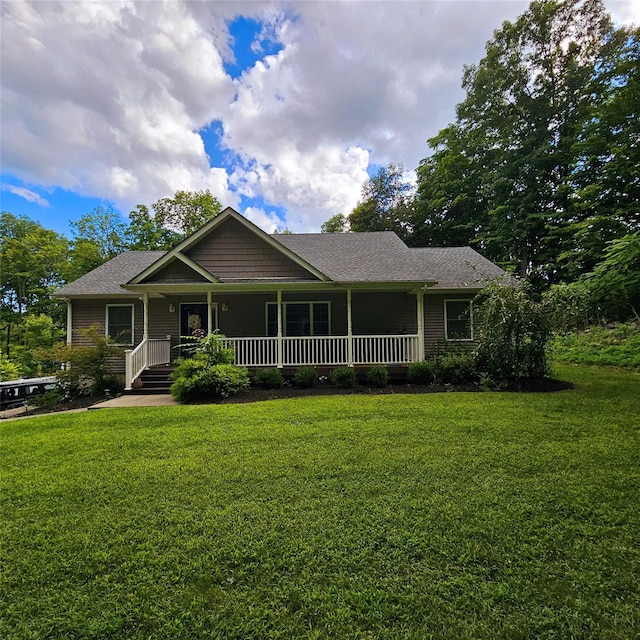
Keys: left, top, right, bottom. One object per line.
{"left": 266, "top": 302, "right": 330, "bottom": 337}
{"left": 445, "top": 299, "right": 473, "bottom": 341}
{"left": 106, "top": 304, "right": 134, "bottom": 345}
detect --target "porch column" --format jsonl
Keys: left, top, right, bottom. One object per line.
{"left": 207, "top": 291, "right": 213, "bottom": 335}
{"left": 416, "top": 288, "right": 425, "bottom": 361}
{"left": 65, "top": 298, "right": 72, "bottom": 345}
{"left": 277, "top": 289, "right": 283, "bottom": 368}
{"left": 143, "top": 292, "right": 150, "bottom": 366}
{"left": 347, "top": 288, "right": 353, "bottom": 366}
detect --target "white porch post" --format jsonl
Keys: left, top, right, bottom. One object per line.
{"left": 347, "top": 288, "right": 353, "bottom": 366}
{"left": 207, "top": 291, "right": 213, "bottom": 335}
{"left": 416, "top": 288, "right": 425, "bottom": 361}
{"left": 65, "top": 298, "right": 72, "bottom": 345}
{"left": 277, "top": 289, "right": 283, "bottom": 368}
{"left": 143, "top": 292, "right": 150, "bottom": 367}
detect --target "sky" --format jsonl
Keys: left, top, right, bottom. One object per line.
{"left": 1, "top": 0, "right": 638, "bottom": 238}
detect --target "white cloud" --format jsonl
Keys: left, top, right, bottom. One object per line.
{"left": 1, "top": 0, "right": 637, "bottom": 232}
{"left": 1, "top": 183, "right": 50, "bottom": 207}
{"left": 244, "top": 206, "right": 282, "bottom": 233}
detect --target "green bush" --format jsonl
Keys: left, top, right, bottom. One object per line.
{"left": 330, "top": 366, "right": 356, "bottom": 388}
{"left": 170, "top": 361, "right": 249, "bottom": 402}
{"left": 433, "top": 352, "right": 476, "bottom": 385}
{"left": 474, "top": 282, "right": 551, "bottom": 384}
{"left": 406, "top": 361, "right": 434, "bottom": 385}
{"left": 366, "top": 365, "right": 389, "bottom": 388}
{"left": 253, "top": 368, "right": 285, "bottom": 389}
{"left": 292, "top": 366, "right": 318, "bottom": 388}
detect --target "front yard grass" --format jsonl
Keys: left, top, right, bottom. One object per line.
{"left": 1, "top": 364, "right": 639, "bottom": 639}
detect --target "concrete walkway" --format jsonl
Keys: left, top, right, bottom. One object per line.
{"left": 1, "top": 394, "right": 178, "bottom": 421}
{"left": 89, "top": 394, "right": 178, "bottom": 409}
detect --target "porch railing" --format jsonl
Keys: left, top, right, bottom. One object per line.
{"left": 222, "top": 335, "right": 420, "bottom": 368}
{"left": 125, "top": 335, "right": 420, "bottom": 388}
{"left": 125, "top": 338, "right": 171, "bottom": 390}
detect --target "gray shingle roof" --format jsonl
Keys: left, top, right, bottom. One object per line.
{"left": 275, "top": 232, "right": 417, "bottom": 282}
{"left": 275, "top": 233, "right": 505, "bottom": 287}
{"left": 408, "top": 246, "right": 507, "bottom": 289}
{"left": 54, "top": 251, "right": 166, "bottom": 296}
{"left": 54, "top": 233, "right": 506, "bottom": 295}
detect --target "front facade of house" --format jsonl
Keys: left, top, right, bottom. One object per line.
{"left": 54, "top": 208, "right": 505, "bottom": 389}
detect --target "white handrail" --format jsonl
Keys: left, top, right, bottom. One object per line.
{"left": 125, "top": 338, "right": 171, "bottom": 390}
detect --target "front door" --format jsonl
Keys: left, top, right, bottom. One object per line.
{"left": 180, "top": 303, "right": 212, "bottom": 355}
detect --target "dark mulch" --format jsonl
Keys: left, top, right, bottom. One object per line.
{"left": 217, "top": 378, "right": 573, "bottom": 404}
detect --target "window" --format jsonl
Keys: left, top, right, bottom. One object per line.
{"left": 106, "top": 304, "right": 134, "bottom": 344}
{"left": 445, "top": 299, "right": 473, "bottom": 341}
{"left": 267, "top": 302, "right": 330, "bottom": 336}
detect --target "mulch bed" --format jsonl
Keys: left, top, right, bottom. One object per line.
{"left": 217, "top": 377, "right": 573, "bottom": 404}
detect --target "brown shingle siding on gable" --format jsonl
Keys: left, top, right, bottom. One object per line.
{"left": 185, "top": 217, "right": 319, "bottom": 280}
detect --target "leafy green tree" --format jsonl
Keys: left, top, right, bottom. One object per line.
{"left": 0, "top": 212, "right": 69, "bottom": 320}
{"left": 561, "top": 26, "right": 640, "bottom": 278}
{"left": 126, "top": 204, "right": 183, "bottom": 251}
{"left": 582, "top": 232, "right": 640, "bottom": 321}
{"left": 320, "top": 214, "right": 347, "bottom": 233}
{"left": 150, "top": 189, "right": 222, "bottom": 237}
{"left": 414, "top": 0, "right": 627, "bottom": 281}
{"left": 68, "top": 206, "right": 129, "bottom": 278}
{"left": 348, "top": 163, "right": 414, "bottom": 238}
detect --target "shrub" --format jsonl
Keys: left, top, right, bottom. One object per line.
{"left": 253, "top": 368, "right": 285, "bottom": 389}
{"left": 406, "top": 361, "right": 434, "bottom": 385}
{"left": 42, "top": 324, "right": 121, "bottom": 397}
{"left": 366, "top": 365, "right": 389, "bottom": 388}
{"left": 177, "top": 332, "right": 235, "bottom": 365}
{"left": 292, "top": 366, "right": 318, "bottom": 388}
{"left": 474, "top": 282, "right": 551, "bottom": 384}
{"left": 330, "top": 366, "right": 356, "bottom": 388}
{"left": 433, "top": 352, "right": 476, "bottom": 385}
{"left": 171, "top": 361, "right": 249, "bottom": 402}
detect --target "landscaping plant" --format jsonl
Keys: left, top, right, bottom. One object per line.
{"left": 292, "top": 366, "right": 318, "bottom": 388}
{"left": 170, "top": 332, "right": 249, "bottom": 402}
{"left": 406, "top": 360, "right": 434, "bottom": 385}
{"left": 252, "top": 368, "right": 285, "bottom": 389}
{"left": 330, "top": 366, "right": 357, "bottom": 388}
{"left": 366, "top": 365, "right": 389, "bottom": 388}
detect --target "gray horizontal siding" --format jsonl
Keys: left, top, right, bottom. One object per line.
{"left": 186, "top": 218, "right": 318, "bottom": 280}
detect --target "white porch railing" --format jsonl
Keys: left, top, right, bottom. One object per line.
{"left": 222, "top": 335, "right": 420, "bottom": 367}
{"left": 125, "top": 338, "right": 171, "bottom": 390}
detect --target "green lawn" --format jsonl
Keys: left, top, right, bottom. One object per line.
{"left": 2, "top": 364, "right": 639, "bottom": 639}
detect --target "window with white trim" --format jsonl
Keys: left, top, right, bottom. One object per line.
{"left": 445, "top": 299, "right": 473, "bottom": 341}
{"left": 266, "top": 302, "right": 330, "bottom": 337}
{"left": 106, "top": 304, "right": 134, "bottom": 345}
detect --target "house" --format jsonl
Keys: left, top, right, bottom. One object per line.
{"left": 54, "top": 207, "right": 506, "bottom": 389}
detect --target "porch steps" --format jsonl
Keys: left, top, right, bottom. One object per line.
{"left": 128, "top": 364, "right": 174, "bottom": 394}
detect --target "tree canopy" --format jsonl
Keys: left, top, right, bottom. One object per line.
{"left": 413, "top": 0, "right": 639, "bottom": 281}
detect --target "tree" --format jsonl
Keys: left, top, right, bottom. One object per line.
{"left": 68, "top": 206, "right": 129, "bottom": 278}
{"left": 126, "top": 204, "right": 182, "bottom": 251}
{"left": 0, "top": 212, "right": 69, "bottom": 320}
{"left": 149, "top": 190, "right": 222, "bottom": 237}
{"left": 320, "top": 213, "right": 347, "bottom": 233}
{"left": 414, "top": 0, "right": 626, "bottom": 281}
{"left": 348, "top": 163, "right": 414, "bottom": 238}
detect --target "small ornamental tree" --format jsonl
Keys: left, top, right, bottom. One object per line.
{"left": 474, "top": 282, "right": 551, "bottom": 384}
{"left": 42, "top": 324, "right": 122, "bottom": 396}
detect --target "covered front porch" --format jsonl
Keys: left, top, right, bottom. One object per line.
{"left": 124, "top": 285, "right": 429, "bottom": 390}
